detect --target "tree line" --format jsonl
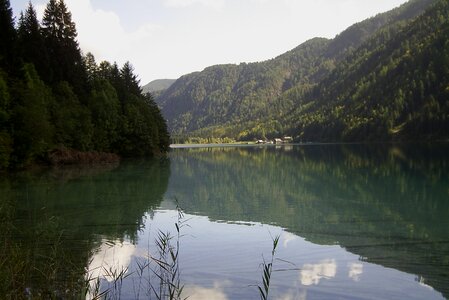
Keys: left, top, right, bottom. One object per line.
{"left": 0, "top": 0, "right": 169, "bottom": 170}
{"left": 154, "top": 0, "right": 448, "bottom": 143}
{"left": 282, "top": 0, "right": 449, "bottom": 142}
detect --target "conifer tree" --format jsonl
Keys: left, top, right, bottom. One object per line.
{"left": 18, "top": 2, "right": 50, "bottom": 81}
{"left": 83, "top": 52, "right": 98, "bottom": 83}
{"left": 121, "top": 61, "right": 142, "bottom": 96}
{"left": 97, "top": 60, "right": 112, "bottom": 80}
{"left": 0, "top": 70, "right": 12, "bottom": 169}
{"left": 11, "top": 64, "right": 54, "bottom": 165}
{"left": 0, "top": 0, "right": 17, "bottom": 72}
{"left": 42, "top": 0, "right": 88, "bottom": 97}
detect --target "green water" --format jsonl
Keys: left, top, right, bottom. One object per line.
{"left": 1, "top": 144, "right": 448, "bottom": 299}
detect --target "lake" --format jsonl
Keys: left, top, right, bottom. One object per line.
{"left": 1, "top": 144, "right": 448, "bottom": 299}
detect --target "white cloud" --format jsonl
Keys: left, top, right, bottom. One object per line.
{"left": 63, "top": 0, "right": 153, "bottom": 63}
{"left": 86, "top": 239, "right": 136, "bottom": 299}
{"left": 87, "top": 240, "right": 136, "bottom": 281}
{"left": 348, "top": 262, "right": 363, "bottom": 282}
{"left": 300, "top": 259, "right": 337, "bottom": 286}
{"left": 282, "top": 231, "right": 298, "bottom": 248}
{"left": 35, "top": 0, "right": 127, "bottom": 62}
{"left": 40, "top": 0, "right": 162, "bottom": 83}
{"left": 182, "top": 281, "right": 230, "bottom": 300}
{"left": 163, "top": 0, "right": 225, "bottom": 9}
{"left": 27, "top": 0, "right": 408, "bottom": 84}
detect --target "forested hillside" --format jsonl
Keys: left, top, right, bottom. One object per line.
{"left": 157, "top": 0, "right": 446, "bottom": 142}
{"left": 0, "top": 0, "right": 169, "bottom": 170}
{"left": 283, "top": 0, "right": 449, "bottom": 141}
{"left": 142, "top": 79, "right": 176, "bottom": 94}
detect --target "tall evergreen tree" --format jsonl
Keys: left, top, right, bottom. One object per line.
{"left": 11, "top": 64, "right": 54, "bottom": 166}
{"left": 97, "top": 60, "right": 112, "bottom": 80}
{"left": 0, "top": 0, "right": 171, "bottom": 169}
{"left": 17, "top": 2, "right": 50, "bottom": 81}
{"left": 41, "top": 0, "right": 59, "bottom": 38}
{"left": 0, "top": 0, "right": 17, "bottom": 73}
{"left": 0, "top": 70, "right": 12, "bottom": 169}
{"left": 42, "top": 0, "right": 88, "bottom": 97}
{"left": 88, "top": 79, "right": 120, "bottom": 151}
{"left": 120, "top": 61, "right": 142, "bottom": 96}
{"left": 83, "top": 52, "right": 98, "bottom": 84}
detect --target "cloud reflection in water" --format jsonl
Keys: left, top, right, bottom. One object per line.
{"left": 300, "top": 259, "right": 337, "bottom": 286}
{"left": 348, "top": 262, "right": 363, "bottom": 282}
{"left": 87, "top": 240, "right": 136, "bottom": 282}
{"left": 182, "top": 281, "right": 229, "bottom": 300}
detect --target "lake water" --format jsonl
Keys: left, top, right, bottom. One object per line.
{"left": 1, "top": 144, "right": 448, "bottom": 299}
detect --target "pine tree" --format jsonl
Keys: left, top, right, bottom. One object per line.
{"left": 0, "top": 0, "right": 17, "bottom": 72}
{"left": 120, "top": 61, "right": 142, "bottom": 96}
{"left": 83, "top": 52, "right": 98, "bottom": 83}
{"left": 11, "top": 64, "right": 54, "bottom": 165}
{"left": 18, "top": 2, "right": 50, "bottom": 81}
{"left": 42, "top": 0, "right": 59, "bottom": 36}
{"left": 97, "top": 60, "right": 112, "bottom": 80}
{"left": 42, "top": 0, "right": 88, "bottom": 97}
{"left": 0, "top": 70, "right": 12, "bottom": 169}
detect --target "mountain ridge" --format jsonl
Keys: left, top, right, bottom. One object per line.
{"left": 156, "top": 0, "right": 444, "bottom": 142}
{"left": 142, "top": 79, "right": 176, "bottom": 94}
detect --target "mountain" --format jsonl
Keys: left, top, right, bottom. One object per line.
{"left": 142, "top": 79, "right": 176, "bottom": 94}
{"left": 156, "top": 0, "right": 446, "bottom": 142}
{"left": 159, "top": 38, "right": 330, "bottom": 136}
{"left": 283, "top": 0, "right": 449, "bottom": 142}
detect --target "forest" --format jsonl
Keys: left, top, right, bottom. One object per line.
{"left": 156, "top": 0, "right": 448, "bottom": 143}
{"left": 0, "top": 0, "right": 170, "bottom": 170}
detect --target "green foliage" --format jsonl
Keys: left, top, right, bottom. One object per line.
{"left": 42, "top": 0, "right": 88, "bottom": 96}
{"left": 0, "top": 0, "right": 170, "bottom": 168}
{"left": 283, "top": 0, "right": 449, "bottom": 142}
{"left": 0, "top": 0, "right": 18, "bottom": 73}
{"left": 0, "top": 131, "right": 11, "bottom": 170}
{"left": 11, "top": 64, "right": 54, "bottom": 165}
{"left": 142, "top": 79, "right": 176, "bottom": 94}
{"left": 17, "top": 2, "right": 50, "bottom": 81}
{"left": 168, "top": 144, "right": 449, "bottom": 297}
{"left": 0, "top": 70, "right": 11, "bottom": 169}
{"left": 159, "top": 39, "right": 330, "bottom": 135}
{"left": 88, "top": 79, "right": 120, "bottom": 151}
{"left": 0, "top": 158, "right": 171, "bottom": 297}
{"left": 0, "top": 69, "right": 9, "bottom": 124}
{"left": 52, "top": 81, "right": 93, "bottom": 150}
{"left": 258, "top": 235, "right": 279, "bottom": 300}
{"left": 158, "top": 0, "right": 446, "bottom": 143}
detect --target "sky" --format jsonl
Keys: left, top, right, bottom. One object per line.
{"left": 11, "top": 0, "right": 408, "bottom": 84}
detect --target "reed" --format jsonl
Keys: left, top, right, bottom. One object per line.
{"left": 149, "top": 200, "right": 187, "bottom": 300}
{"left": 2, "top": 198, "right": 293, "bottom": 299}
{"left": 86, "top": 200, "right": 187, "bottom": 300}
{"left": 258, "top": 234, "right": 280, "bottom": 300}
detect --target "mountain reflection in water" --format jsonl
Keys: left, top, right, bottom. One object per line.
{"left": 165, "top": 144, "right": 449, "bottom": 298}
{"left": 2, "top": 144, "right": 448, "bottom": 299}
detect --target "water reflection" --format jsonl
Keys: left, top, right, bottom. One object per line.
{"left": 348, "top": 262, "right": 364, "bottom": 282}
{"left": 166, "top": 143, "right": 449, "bottom": 298}
{"left": 1, "top": 143, "right": 448, "bottom": 299}
{"left": 88, "top": 240, "right": 136, "bottom": 283}
{"left": 1, "top": 158, "right": 170, "bottom": 297}
{"left": 300, "top": 259, "right": 337, "bottom": 286}
{"left": 183, "top": 282, "right": 229, "bottom": 300}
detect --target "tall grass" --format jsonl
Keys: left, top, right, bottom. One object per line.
{"left": 149, "top": 201, "right": 187, "bottom": 300}
{"left": 86, "top": 200, "right": 188, "bottom": 300}
{"left": 2, "top": 197, "right": 292, "bottom": 299}
{"left": 257, "top": 235, "right": 280, "bottom": 300}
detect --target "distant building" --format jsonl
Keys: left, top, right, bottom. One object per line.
{"left": 283, "top": 136, "right": 293, "bottom": 143}
{"left": 274, "top": 138, "right": 283, "bottom": 144}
